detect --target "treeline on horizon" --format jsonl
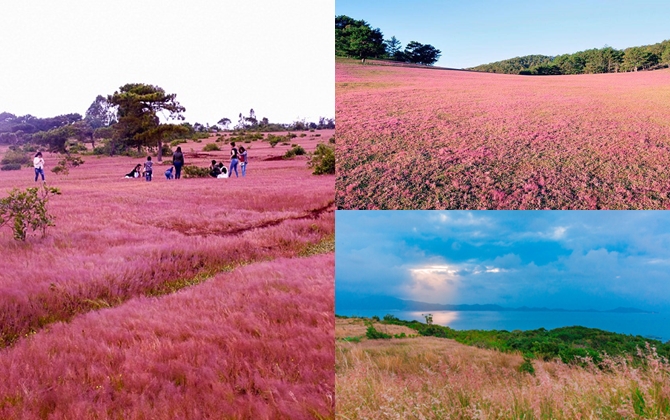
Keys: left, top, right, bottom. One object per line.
{"left": 470, "top": 39, "right": 670, "bottom": 75}
{"left": 0, "top": 90, "right": 334, "bottom": 156}
{"left": 336, "top": 15, "right": 441, "bottom": 65}
{"left": 339, "top": 314, "right": 670, "bottom": 365}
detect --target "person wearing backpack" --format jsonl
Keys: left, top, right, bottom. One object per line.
{"left": 229, "top": 142, "right": 239, "bottom": 178}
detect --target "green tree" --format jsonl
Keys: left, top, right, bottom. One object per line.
{"left": 0, "top": 184, "right": 60, "bottom": 241}
{"left": 384, "top": 36, "right": 403, "bottom": 60}
{"left": 403, "top": 41, "right": 441, "bottom": 65}
{"left": 335, "top": 15, "right": 385, "bottom": 60}
{"left": 107, "top": 84, "right": 185, "bottom": 159}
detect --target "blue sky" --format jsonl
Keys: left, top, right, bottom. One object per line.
{"left": 336, "top": 211, "right": 670, "bottom": 311}
{"left": 336, "top": 0, "right": 670, "bottom": 68}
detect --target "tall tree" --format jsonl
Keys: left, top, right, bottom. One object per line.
{"left": 84, "top": 95, "right": 117, "bottom": 129}
{"left": 107, "top": 84, "right": 185, "bottom": 160}
{"left": 403, "top": 41, "right": 441, "bottom": 65}
{"left": 384, "top": 36, "right": 403, "bottom": 60}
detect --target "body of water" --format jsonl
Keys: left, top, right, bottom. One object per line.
{"left": 337, "top": 309, "right": 670, "bottom": 342}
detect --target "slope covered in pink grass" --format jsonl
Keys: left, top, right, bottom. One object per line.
{"left": 336, "top": 59, "right": 670, "bottom": 209}
{"left": 0, "top": 255, "right": 334, "bottom": 419}
{"left": 0, "top": 133, "right": 334, "bottom": 418}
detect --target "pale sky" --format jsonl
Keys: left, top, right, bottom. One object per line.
{"left": 0, "top": 0, "right": 334, "bottom": 126}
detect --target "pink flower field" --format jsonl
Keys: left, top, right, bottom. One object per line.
{"left": 0, "top": 132, "right": 334, "bottom": 418}
{"left": 336, "top": 59, "right": 670, "bottom": 209}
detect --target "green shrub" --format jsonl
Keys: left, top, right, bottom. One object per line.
{"left": 170, "top": 139, "right": 187, "bottom": 147}
{"left": 203, "top": 143, "right": 220, "bottom": 151}
{"left": 315, "top": 134, "right": 321, "bottom": 137}
{"left": 52, "top": 155, "right": 84, "bottom": 176}
{"left": 299, "top": 133, "right": 307, "bottom": 137}
{"left": 268, "top": 136, "right": 281, "bottom": 148}
{"left": 0, "top": 184, "right": 61, "bottom": 241}
{"left": 182, "top": 165, "right": 210, "bottom": 178}
{"left": 366, "top": 325, "right": 392, "bottom": 340}
{"left": 284, "top": 145, "right": 306, "bottom": 159}
{"left": 1, "top": 164, "right": 21, "bottom": 171}
{"left": 518, "top": 357, "right": 535, "bottom": 375}
{"left": 341, "top": 336, "right": 361, "bottom": 343}
{"left": 1, "top": 149, "right": 30, "bottom": 165}
{"left": 309, "top": 143, "right": 335, "bottom": 175}
{"left": 161, "top": 144, "right": 173, "bottom": 157}
{"left": 329, "top": 136, "right": 335, "bottom": 144}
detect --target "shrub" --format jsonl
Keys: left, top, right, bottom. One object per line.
{"left": 341, "top": 336, "right": 361, "bottom": 343}
{"left": 1, "top": 149, "right": 30, "bottom": 165}
{"left": 309, "top": 143, "right": 335, "bottom": 175}
{"left": 518, "top": 357, "right": 535, "bottom": 375}
{"left": 170, "top": 139, "right": 187, "bottom": 147}
{"left": 299, "top": 133, "right": 307, "bottom": 138}
{"left": 52, "top": 155, "right": 84, "bottom": 176}
{"left": 329, "top": 137, "right": 335, "bottom": 144}
{"left": 161, "top": 144, "right": 173, "bottom": 157}
{"left": 1, "top": 164, "right": 21, "bottom": 171}
{"left": 268, "top": 135, "right": 281, "bottom": 148}
{"left": 0, "top": 184, "right": 61, "bottom": 241}
{"left": 284, "top": 145, "right": 306, "bottom": 159}
{"left": 203, "top": 143, "right": 220, "bottom": 151}
{"left": 366, "top": 325, "right": 392, "bottom": 340}
{"left": 182, "top": 165, "right": 210, "bottom": 178}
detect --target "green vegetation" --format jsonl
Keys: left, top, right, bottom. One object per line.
{"left": 1, "top": 164, "right": 21, "bottom": 171}
{"left": 283, "top": 145, "right": 306, "bottom": 159}
{"left": 0, "top": 184, "right": 61, "bottom": 241}
{"left": 1, "top": 147, "right": 30, "bottom": 166}
{"left": 365, "top": 324, "right": 392, "bottom": 340}
{"left": 182, "top": 165, "right": 210, "bottom": 178}
{"left": 470, "top": 40, "right": 670, "bottom": 74}
{"left": 309, "top": 144, "right": 335, "bottom": 175}
{"left": 367, "top": 314, "right": 670, "bottom": 365}
{"left": 202, "top": 143, "right": 220, "bottom": 151}
{"left": 336, "top": 15, "right": 441, "bottom": 65}
{"left": 51, "top": 155, "right": 84, "bottom": 176}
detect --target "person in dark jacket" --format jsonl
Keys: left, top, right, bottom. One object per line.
{"left": 172, "top": 146, "right": 185, "bottom": 179}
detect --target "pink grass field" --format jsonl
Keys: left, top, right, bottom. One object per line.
{"left": 335, "top": 59, "right": 670, "bottom": 209}
{"left": 0, "top": 132, "right": 334, "bottom": 418}
{"left": 0, "top": 255, "right": 333, "bottom": 419}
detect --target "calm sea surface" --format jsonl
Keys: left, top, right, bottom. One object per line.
{"left": 336, "top": 309, "right": 670, "bottom": 341}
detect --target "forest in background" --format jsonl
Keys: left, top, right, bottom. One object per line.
{"left": 469, "top": 39, "right": 670, "bottom": 75}
{"left": 335, "top": 15, "right": 441, "bottom": 65}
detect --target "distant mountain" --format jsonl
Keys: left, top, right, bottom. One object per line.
{"left": 336, "top": 292, "right": 653, "bottom": 314}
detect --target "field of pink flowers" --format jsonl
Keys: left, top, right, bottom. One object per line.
{"left": 0, "top": 255, "right": 333, "bottom": 419}
{"left": 0, "top": 133, "right": 334, "bottom": 417}
{"left": 336, "top": 59, "right": 670, "bottom": 209}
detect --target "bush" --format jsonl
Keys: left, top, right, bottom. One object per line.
{"left": 366, "top": 325, "right": 392, "bottom": 340}
{"left": 170, "top": 139, "right": 187, "bottom": 147}
{"left": 268, "top": 135, "right": 281, "bottom": 148}
{"left": 161, "top": 144, "right": 173, "bottom": 157}
{"left": 203, "top": 143, "right": 220, "bottom": 151}
{"left": 1, "top": 164, "right": 21, "bottom": 171}
{"left": 329, "top": 136, "right": 335, "bottom": 144}
{"left": 52, "top": 155, "right": 84, "bottom": 176}
{"left": 518, "top": 357, "right": 535, "bottom": 375}
{"left": 284, "top": 145, "right": 306, "bottom": 159}
{"left": 1, "top": 149, "right": 30, "bottom": 165}
{"left": 299, "top": 133, "right": 307, "bottom": 138}
{"left": 309, "top": 143, "right": 335, "bottom": 175}
{"left": 0, "top": 184, "right": 61, "bottom": 241}
{"left": 182, "top": 165, "right": 210, "bottom": 178}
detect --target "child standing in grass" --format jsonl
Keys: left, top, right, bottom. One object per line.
{"left": 239, "top": 146, "right": 248, "bottom": 176}
{"left": 33, "top": 152, "right": 45, "bottom": 182}
{"left": 144, "top": 156, "right": 153, "bottom": 181}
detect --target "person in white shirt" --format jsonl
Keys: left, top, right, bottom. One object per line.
{"left": 33, "top": 152, "right": 45, "bottom": 182}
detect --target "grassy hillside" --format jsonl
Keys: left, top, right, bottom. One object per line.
{"left": 336, "top": 317, "right": 670, "bottom": 419}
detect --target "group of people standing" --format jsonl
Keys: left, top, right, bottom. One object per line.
{"left": 124, "top": 143, "right": 247, "bottom": 181}
{"left": 210, "top": 143, "right": 247, "bottom": 178}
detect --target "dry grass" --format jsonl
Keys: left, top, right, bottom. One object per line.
{"left": 336, "top": 319, "right": 670, "bottom": 419}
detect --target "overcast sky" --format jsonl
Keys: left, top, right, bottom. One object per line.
{"left": 336, "top": 0, "right": 670, "bottom": 68}
{"left": 336, "top": 211, "right": 670, "bottom": 312}
{"left": 0, "top": 0, "right": 334, "bottom": 125}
